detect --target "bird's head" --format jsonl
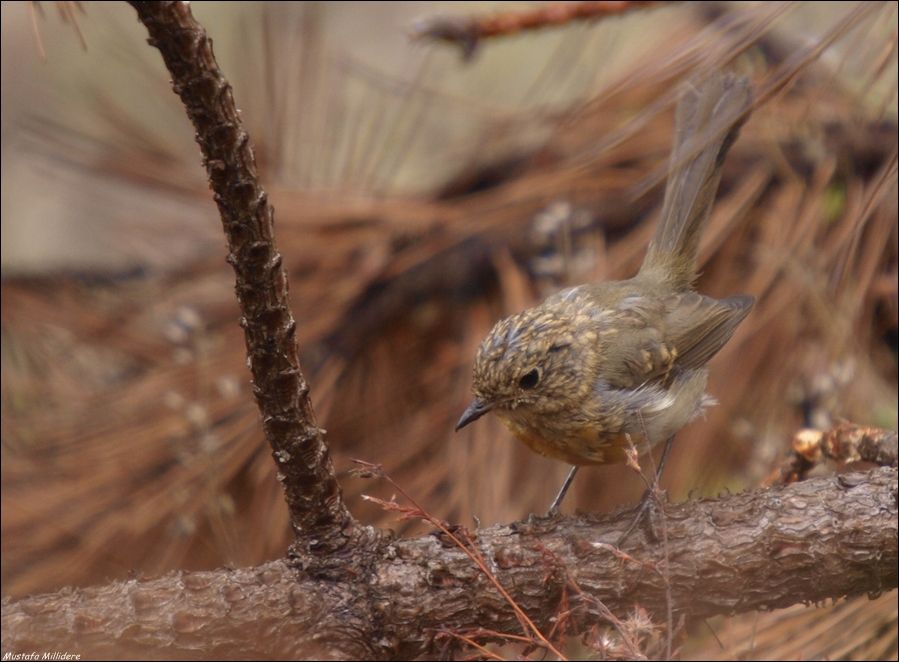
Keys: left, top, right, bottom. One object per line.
{"left": 456, "top": 304, "right": 598, "bottom": 431}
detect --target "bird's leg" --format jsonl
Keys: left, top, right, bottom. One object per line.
{"left": 547, "top": 465, "right": 579, "bottom": 516}
{"left": 617, "top": 434, "right": 676, "bottom": 545}
{"left": 651, "top": 432, "right": 676, "bottom": 486}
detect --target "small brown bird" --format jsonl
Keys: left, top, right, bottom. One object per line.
{"left": 456, "top": 72, "right": 754, "bottom": 515}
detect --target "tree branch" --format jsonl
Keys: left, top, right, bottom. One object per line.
{"left": 125, "top": 1, "right": 356, "bottom": 554}
{"left": 4, "top": 468, "right": 896, "bottom": 659}
{"left": 774, "top": 422, "right": 899, "bottom": 483}
{"left": 411, "top": 1, "right": 661, "bottom": 60}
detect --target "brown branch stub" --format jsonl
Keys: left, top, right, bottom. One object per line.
{"left": 3, "top": 468, "right": 896, "bottom": 659}
{"left": 411, "top": 1, "right": 661, "bottom": 60}
{"left": 774, "top": 422, "right": 899, "bottom": 484}
{"left": 126, "top": 1, "right": 355, "bottom": 552}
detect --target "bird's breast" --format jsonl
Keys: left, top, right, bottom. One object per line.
{"left": 496, "top": 413, "right": 632, "bottom": 466}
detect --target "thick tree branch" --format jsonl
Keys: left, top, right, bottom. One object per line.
{"left": 1, "top": 561, "right": 367, "bottom": 661}
{"left": 125, "top": 1, "right": 355, "bottom": 552}
{"left": 4, "top": 468, "right": 896, "bottom": 659}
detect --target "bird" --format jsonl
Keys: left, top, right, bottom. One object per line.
{"left": 455, "top": 72, "right": 754, "bottom": 517}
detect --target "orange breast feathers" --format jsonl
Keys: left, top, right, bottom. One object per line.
{"left": 497, "top": 415, "right": 633, "bottom": 466}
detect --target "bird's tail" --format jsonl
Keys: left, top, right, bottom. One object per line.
{"left": 639, "top": 72, "right": 753, "bottom": 290}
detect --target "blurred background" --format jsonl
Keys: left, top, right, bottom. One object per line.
{"left": 2, "top": 1, "right": 897, "bottom": 659}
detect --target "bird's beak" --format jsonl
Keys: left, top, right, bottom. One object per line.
{"left": 455, "top": 398, "right": 492, "bottom": 431}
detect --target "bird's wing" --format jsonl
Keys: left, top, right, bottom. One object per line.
{"left": 588, "top": 289, "right": 753, "bottom": 389}
{"left": 588, "top": 292, "right": 676, "bottom": 389}
{"left": 663, "top": 291, "right": 754, "bottom": 371}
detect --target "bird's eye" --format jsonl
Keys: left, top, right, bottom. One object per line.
{"left": 518, "top": 368, "right": 541, "bottom": 390}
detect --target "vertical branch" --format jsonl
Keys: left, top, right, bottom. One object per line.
{"left": 127, "top": 1, "right": 355, "bottom": 552}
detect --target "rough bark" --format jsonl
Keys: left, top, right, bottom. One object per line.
{"left": 125, "top": 1, "right": 355, "bottom": 556}
{"left": 4, "top": 467, "right": 896, "bottom": 659}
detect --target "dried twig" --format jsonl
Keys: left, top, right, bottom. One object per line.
{"left": 772, "top": 421, "right": 899, "bottom": 484}
{"left": 411, "top": 1, "right": 661, "bottom": 59}
{"left": 355, "top": 460, "right": 566, "bottom": 660}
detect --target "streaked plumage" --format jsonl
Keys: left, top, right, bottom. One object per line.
{"left": 457, "top": 73, "right": 755, "bottom": 509}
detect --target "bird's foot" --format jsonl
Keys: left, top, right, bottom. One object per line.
{"left": 617, "top": 485, "right": 669, "bottom": 546}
